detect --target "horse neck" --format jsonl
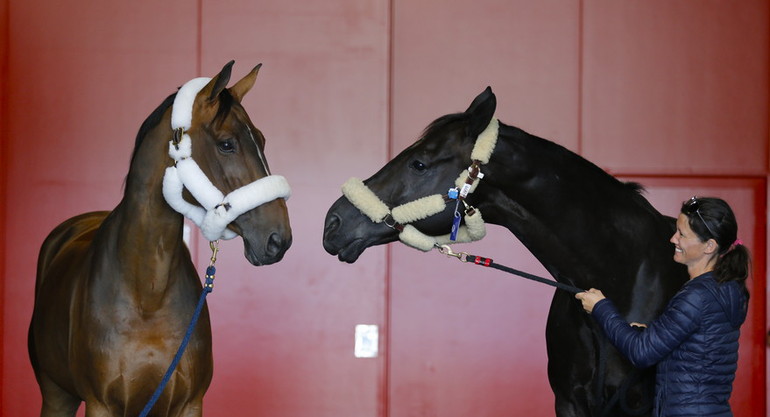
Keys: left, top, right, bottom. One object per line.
{"left": 102, "top": 111, "right": 189, "bottom": 296}
{"left": 482, "top": 124, "right": 616, "bottom": 220}
{"left": 477, "top": 124, "right": 645, "bottom": 286}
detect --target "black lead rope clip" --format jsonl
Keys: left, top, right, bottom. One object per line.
{"left": 436, "top": 244, "right": 584, "bottom": 294}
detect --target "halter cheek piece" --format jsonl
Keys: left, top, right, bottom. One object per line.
{"left": 341, "top": 118, "right": 499, "bottom": 251}
{"left": 162, "top": 77, "right": 291, "bottom": 242}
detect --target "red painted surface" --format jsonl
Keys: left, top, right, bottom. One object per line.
{"left": 1, "top": 0, "right": 767, "bottom": 416}
{"left": 582, "top": 1, "right": 770, "bottom": 175}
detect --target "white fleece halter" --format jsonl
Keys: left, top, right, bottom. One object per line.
{"left": 341, "top": 118, "right": 499, "bottom": 251}
{"left": 162, "top": 77, "right": 291, "bottom": 242}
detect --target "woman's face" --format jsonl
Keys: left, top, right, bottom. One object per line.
{"left": 670, "top": 213, "right": 710, "bottom": 268}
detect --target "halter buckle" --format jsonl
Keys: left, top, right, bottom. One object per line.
{"left": 382, "top": 213, "right": 404, "bottom": 231}
{"left": 172, "top": 127, "right": 184, "bottom": 149}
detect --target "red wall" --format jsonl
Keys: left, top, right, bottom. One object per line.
{"left": 1, "top": 1, "right": 767, "bottom": 416}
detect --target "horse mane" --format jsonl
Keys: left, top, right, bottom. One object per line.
{"left": 419, "top": 113, "right": 664, "bottom": 222}
{"left": 624, "top": 181, "right": 645, "bottom": 194}
{"left": 419, "top": 112, "right": 466, "bottom": 141}
{"left": 129, "top": 92, "right": 177, "bottom": 169}
{"left": 126, "top": 88, "right": 236, "bottom": 175}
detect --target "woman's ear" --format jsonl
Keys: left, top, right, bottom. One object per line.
{"left": 704, "top": 238, "right": 718, "bottom": 255}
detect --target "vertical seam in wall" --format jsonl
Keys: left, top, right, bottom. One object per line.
{"left": 755, "top": 177, "right": 768, "bottom": 416}
{"left": 577, "top": 0, "right": 584, "bottom": 155}
{"left": 0, "top": 0, "right": 8, "bottom": 412}
{"left": 197, "top": 0, "right": 203, "bottom": 76}
{"left": 189, "top": 0, "right": 203, "bottom": 267}
{"left": 383, "top": 0, "right": 394, "bottom": 416}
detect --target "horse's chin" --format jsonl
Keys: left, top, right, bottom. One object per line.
{"left": 242, "top": 241, "right": 286, "bottom": 266}
{"left": 324, "top": 233, "right": 398, "bottom": 264}
{"left": 329, "top": 238, "right": 366, "bottom": 264}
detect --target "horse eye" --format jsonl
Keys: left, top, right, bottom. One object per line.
{"left": 410, "top": 160, "right": 427, "bottom": 172}
{"left": 217, "top": 140, "right": 236, "bottom": 154}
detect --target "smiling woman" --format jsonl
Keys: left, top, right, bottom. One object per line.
{"left": 577, "top": 196, "right": 750, "bottom": 417}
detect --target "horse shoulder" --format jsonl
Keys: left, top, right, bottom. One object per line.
{"left": 36, "top": 211, "right": 110, "bottom": 285}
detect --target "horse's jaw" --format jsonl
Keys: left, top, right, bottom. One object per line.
{"left": 323, "top": 234, "right": 397, "bottom": 264}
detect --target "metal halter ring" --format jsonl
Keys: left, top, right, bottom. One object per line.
{"left": 382, "top": 213, "right": 404, "bottom": 231}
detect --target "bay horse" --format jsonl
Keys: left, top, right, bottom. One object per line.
{"left": 322, "top": 87, "right": 688, "bottom": 416}
{"left": 28, "top": 61, "right": 292, "bottom": 417}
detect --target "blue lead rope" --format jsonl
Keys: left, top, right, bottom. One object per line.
{"left": 138, "top": 265, "right": 216, "bottom": 417}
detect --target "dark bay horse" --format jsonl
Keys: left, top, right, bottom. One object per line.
{"left": 28, "top": 61, "right": 292, "bottom": 417}
{"left": 322, "top": 87, "right": 688, "bottom": 416}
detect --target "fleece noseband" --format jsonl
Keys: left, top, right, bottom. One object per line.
{"left": 341, "top": 118, "right": 498, "bottom": 251}
{"left": 162, "top": 77, "right": 291, "bottom": 241}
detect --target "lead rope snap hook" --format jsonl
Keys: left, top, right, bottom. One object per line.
{"left": 437, "top": 244, "right": 469, "bottom": 262}
{"left": 209, "top": 240, "right": 220, "bottom": 266}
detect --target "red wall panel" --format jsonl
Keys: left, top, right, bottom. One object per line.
{"left": 392, "top": 0, "right": 581, "bottom": 153}
{"left": 582, "top": 0, "right": 770, "bottom": 175}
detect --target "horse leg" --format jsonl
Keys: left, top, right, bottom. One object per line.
{"left": 546, "top": 290, "right": 598, "bottom": 417}
{"left": 82, "top": 401, "right": 114, "bottom": 417}
{"left": 35, "top": 373, "right": 81, "bottom": 417}
{"left": 546, "top": 291, "right": 654, "bottom": 417}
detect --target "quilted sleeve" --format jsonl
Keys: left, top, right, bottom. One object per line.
{"left": 592, "top": 289, "right": 703, "bottom": 369}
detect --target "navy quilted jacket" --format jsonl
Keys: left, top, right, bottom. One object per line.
{"left": 592, "top": 272, "right": 747, "bottom": 417}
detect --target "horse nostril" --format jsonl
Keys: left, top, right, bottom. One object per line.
{"left": 265, "top": 232, "right": 288, "bottom": 258}
{"left": 324, "top": 213, "right": 341, "bottom": 235}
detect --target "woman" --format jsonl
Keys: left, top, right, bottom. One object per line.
{"left": 576, "top": 196, "right": 750, "bottom": 417}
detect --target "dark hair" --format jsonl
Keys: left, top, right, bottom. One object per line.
{"left": 681, "top": 197, "right": 751, "bottom": 299}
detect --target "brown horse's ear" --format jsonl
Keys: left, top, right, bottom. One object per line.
{"left": 230, "top": 64, "right": 262, "bottom": 103}
{"left": 200, "top": 60, "right": 235, "bottom": 103}
{"left": 465, "top": 86, "right": 496, "bottom": 139}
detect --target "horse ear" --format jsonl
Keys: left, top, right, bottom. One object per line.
{"left": 229, "top": 63, "right": 262, "bottom": 103}
{"left": 201, "top": 60, "right": 235, "bottom": 102}
{"left": 464, "top": 86, "right": 496, "bottom": 138}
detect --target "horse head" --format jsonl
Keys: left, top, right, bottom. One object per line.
{"left": 323, "top": 87, "right": 497, "bottom": 263}
{"left": 165, "top": 61, "right": 292, "bottom": 265}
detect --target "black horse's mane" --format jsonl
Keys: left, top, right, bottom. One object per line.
{"left": 419, "top": 113, "right": 465, "bottom": 141}
{"left": 419, "top": 112, "right": 660, "bottom": 218}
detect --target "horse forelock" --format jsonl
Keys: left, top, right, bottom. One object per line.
{"left": 212, "top": 88, "right": 236, "bottom": 126}
{"left": 129, "top": 88, "right": 244, "bottom": 166}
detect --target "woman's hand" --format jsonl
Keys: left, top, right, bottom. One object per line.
{"left": 575, "top": 288, "right": 606, "bottom": 314}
